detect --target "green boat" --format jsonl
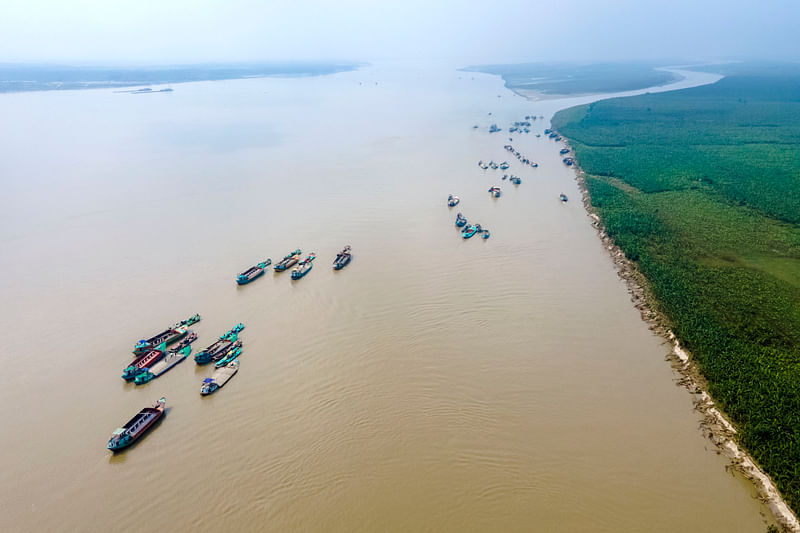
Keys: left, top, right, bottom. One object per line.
{"left": 214, "top": 341, "right": 243, "bottom": 368}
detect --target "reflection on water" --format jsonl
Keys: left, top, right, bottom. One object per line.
{"left": 0, "top": 64, "right": 771, "bottom": 532}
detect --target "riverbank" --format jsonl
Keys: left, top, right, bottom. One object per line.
{"left": 570, "top": 161, "right": 799, "bottom": 532}
{"left": 550, "top": 70, "right": 800, "bottom": 531}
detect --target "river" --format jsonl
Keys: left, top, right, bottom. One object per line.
{"left": 0, "top": 63, "right": 773, "bottom": 531}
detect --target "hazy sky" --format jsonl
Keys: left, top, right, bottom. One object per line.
{"left": 1, "top": 0, "right": 798, "bottom": 65}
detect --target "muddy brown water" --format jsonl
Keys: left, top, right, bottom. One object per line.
{"left": 0, "top": 64, "right": 774, "bottom": 531}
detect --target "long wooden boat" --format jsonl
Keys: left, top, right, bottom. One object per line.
{"left": 201, "top": 361, "right": 239, "bottom": 395}
{"left": 214, "top": 341, "right": 243, "bottom": 368}
{"left": 291, "top": 252, "right": 316, "bottom": 280}
{"left": 333, "top": 246, "right": 352, "bottom": 270}
{"left": 274, "top": 249, "right": 302, "bottom": 271}
{"left": 194, "top": 324, "right": 243, "bottom": 365}
{"left": 107, "top": 397, "right": 166, "bottom": 451}
{"left": 132, "top": 314, "right": 200, "bottom": 355}
{"left": 134, "top": 332, "right": 197, "bottom": 384}
{"left": 237, "top": 259, "right": 272, "bottom": 285}
{"left": 122, "top": 344, "right": 167, "bottom": 381}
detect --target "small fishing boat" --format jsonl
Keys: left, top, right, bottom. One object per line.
{"left": 510, "top": 176, "right": 522, "bottom": 185}
{"left": 489, "top": 161, "right": 498, "bottom": 169}
{"left": 122, "top": 343, "right": 167, "bottom": 381}
{"left": 499, "top": 162, "right": 509, "bottom": 169}
{"left": 107, "top": 397, "right": 166, "bottom": 451}
{"left": 237, "top": 258, "right": 272, "bottom": 284}
{"left": 447, "top": 194, "right": 460, "bottom": 207}
{"left": 563, "top": 157, "right": 575, "bottom": 166}
{"left": 201, "top": 360, "right": 239, "bottom": 395}
{"left": 560, "top": 193, "right": 569, "bottom": 203}
{"left": 215, "top": 341, "right": 243, "bottom": 368}
{"left": 274, "top": 249, "right": 302, "bottom": 271}
{"left": 291, "top": 253, "right": 316, "bottom": 280}
{"left": 333, "top": 246, "right": 352, "bottom": 270}
{"left": 455, "top": 213, "right": 467, "bottom": 227}
{"left": 544, "top": 129, "right": 552, "bottom": 135}
{"left": 462, "top": 224, "right": 482, "bottom": 239}
{"left": 488, "top": 187, "right": 502, "bottom": 198}
{"left": 195, "top": 326, "right": 242, "bottom": 365}
{"left": 482, "top": 230, "right": 491, "bottom": 239}
{"left": 489, "top": 124, "right": 501, "bottom": 133}
{"left": 559, "top": 148, "right": 570, "bottom": 155}
{"left": 132, "top": 313, "right": 200, "bottom": 355}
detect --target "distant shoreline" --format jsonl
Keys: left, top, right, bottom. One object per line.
{"left": 0, "top": 62, "right": 363, "bottom": 94}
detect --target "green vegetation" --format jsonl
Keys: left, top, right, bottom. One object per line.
{"left": 464, "top": 62, "right": 678, "bottom": 95}
{"left": 552, "top": 71, "right": 800, "bottom": 513}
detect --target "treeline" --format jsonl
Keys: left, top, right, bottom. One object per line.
{"left": 552, "top": 71, "right": 800, "bottom": 513}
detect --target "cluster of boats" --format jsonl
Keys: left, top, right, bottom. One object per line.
{"left": 544, "top": 129, "right": 562, "bottom": 141}
{"left": 237, "top": 246, "right": 352, "bottom": 285}
{"left": 454, "top": 213, "right": 490, "bottom": 239}
{"left": 503, "top": 144, "right": 538, "bottom": 168}
{"left": 123, "top": 314, "right": 202, "bottom": 382}
{"left": 477, "top": 160, "right": 510, "bottom": 170}
{"left": 109, "top": 320, "right": 248, "bottom": 451}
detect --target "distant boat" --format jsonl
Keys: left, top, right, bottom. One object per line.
{"left": 455, "top": 213, "right": 467, "bottom": 227}
{"left": 488, "top": 186, "right": 502, "bottom": 198}
{"left": 237, "top": 259, "right": 272, "bottom": 284}
{"left": 107, "top": 397, "right": 165, "bottom": 452}
{"left": 333, "top": 246, "right": 352, "bottom": 270}
{"left": 132, "top": 314, "right": 200, "bottom": 355}
{"left": 274, "top": 249, "right": 302, "bottom": 271}
{"left": 560, "top": 148, "right": 570, "bottom": 155}
{"left": 447, "top": 194, "right": 460, "bottom": 207}
{"left": 214, "top": 341, "right": 243, "bottom": 368}
{"left": 291, "top": 253, "right": 316, "bottom": 280}
{"left": 560, "top": 193, "right": 569, "bottom": 203}
{"left": 462, "top": 224, "right": 482, "bottom": 239}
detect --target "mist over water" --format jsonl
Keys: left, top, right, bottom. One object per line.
{"left": 0, "top": 64, "right": 774, "bottom": 531}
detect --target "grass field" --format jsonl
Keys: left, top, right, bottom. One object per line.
{"left": 552, "top": 69, "right": 800, "bottom": 514}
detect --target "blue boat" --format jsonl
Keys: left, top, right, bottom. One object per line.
{"left": 333, "top": 246, "right": 352, "bottom": 270}
{"left": 455, "top": 213, "right": 467, "bottom": 227}
{"left": 560, "top": 193, "right": 569, "bottom": 203}
{"left": 291, "top": 253, "right": 316, "bottom": 280}
{"left": 214, "top": 341, "right": 243, "bottom": 368}
{"left": 237, "top": 258, "right": 272, "bottom": 285}
{"left": 447, "top": 194, "right": 460, "bottom": 207}
{"left": 488, "top": 187, "right": 502, "bottom": 198}
{"left": 482, "top": 230, "right": 491, "bottom": 239}
{"left": 462, "top": 224, "right": 482, "bottom": 239}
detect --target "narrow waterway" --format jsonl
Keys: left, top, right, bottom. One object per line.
{"left": 0, "top": 64, "right": 772, "bottom": 532}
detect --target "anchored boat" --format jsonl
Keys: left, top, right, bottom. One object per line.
{"left": 201, "top": 360, "right": 239, "bottom": 395}
{"left": 447, "top": 194, "right": 460, "bottom": 207}
{"left": 274, "top": 249, "right": 302, "bottom": 272}
{"left": 134, "top": 333, "right": 197, "bottom": 384}
{"left": 107, "top": 397, "right": 166, "bottom": 451}
{"left": 462, "top": 224, "right": 482, "bottom": 239}
{"left": 455, "top": 212, "right": 467, "bottom": 227}
{"left": 333, "top": 246, "right": 352, "bottom": 270}
{"left": 291, "top": 252, "right": 316, "bottom": 280}
{"left": 215, "top": 341, "right": 243, "bottom": 368}
{"left": 132, "top": 314, "right": 200, "bottom": 355}
{"left": 560, "top": 193, "right": 569, "bottom": 203}
{"left": 237, "top": 258, "right": 272, "bottom": 285}
{"left": 195, "top": 324, "right": 244, "bottom": 365}
{"left": 122, "top": 343, "right": 167, "bottom": 381}
{"left": 488, "top": 186, "right": 502, "bottom": 198}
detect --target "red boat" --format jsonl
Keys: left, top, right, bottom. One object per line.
{"left": 122, "top": 344, "right": 167, "bottom": 381}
